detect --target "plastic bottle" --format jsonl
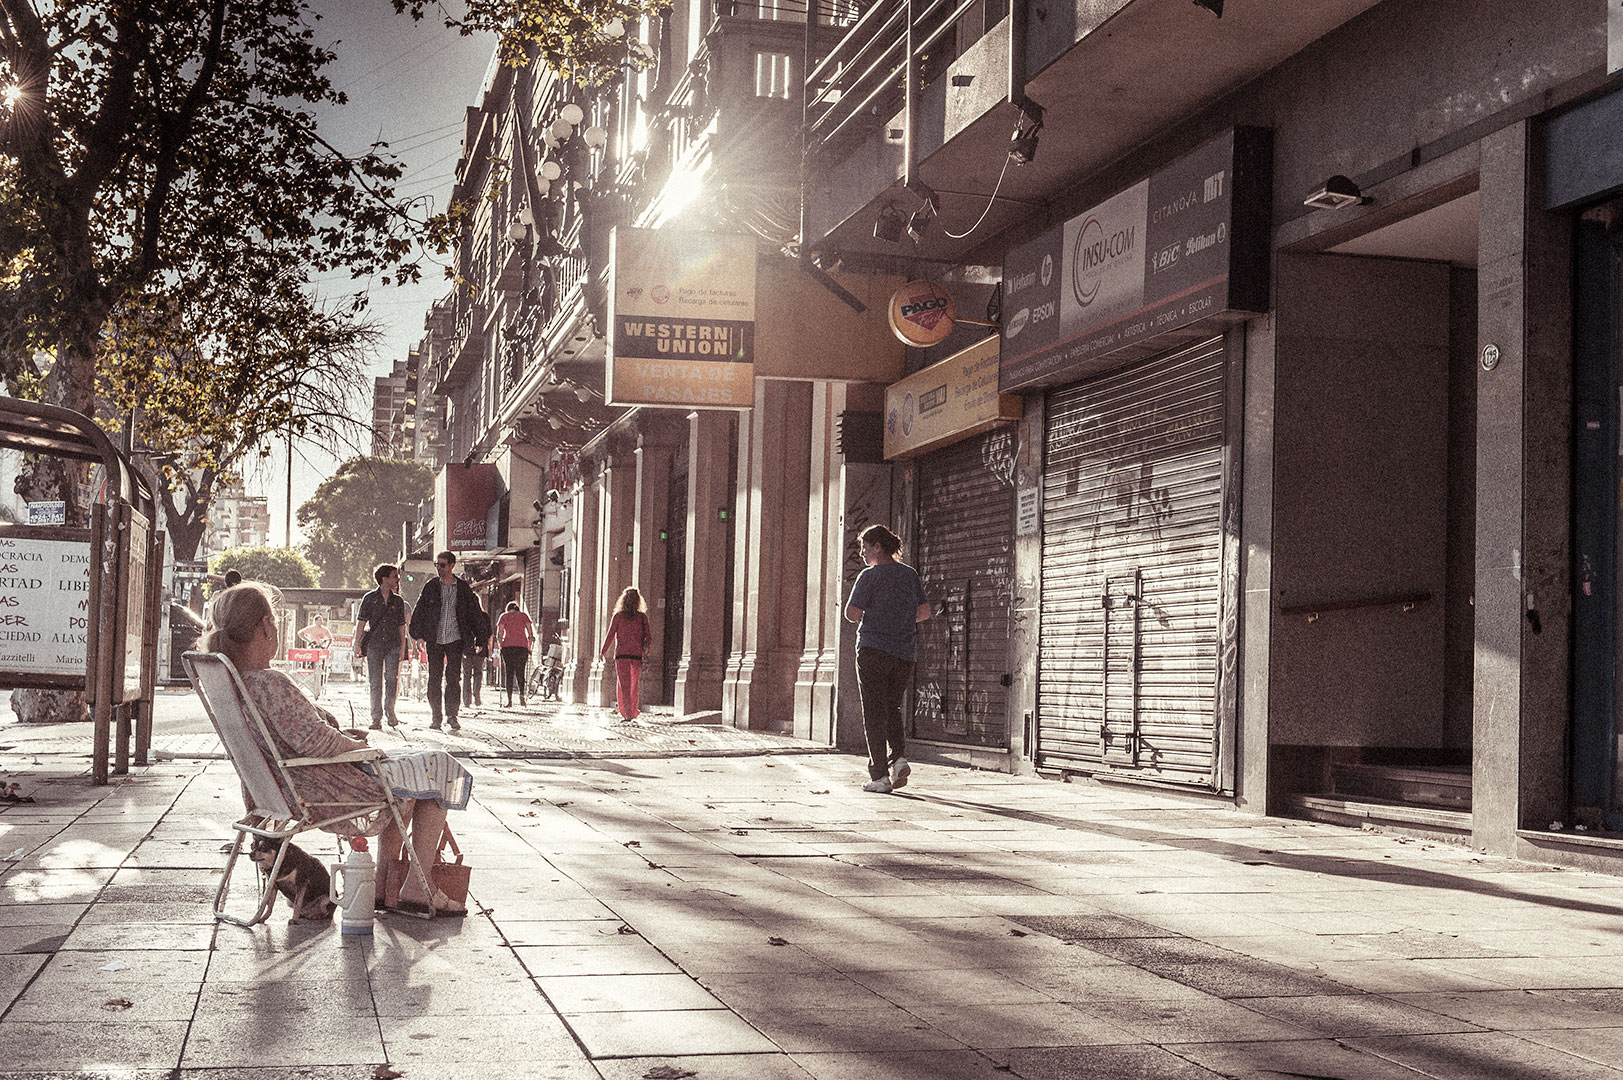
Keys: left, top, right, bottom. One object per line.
{"left": 330, "top": 835, "right": 375, "bottom": 937}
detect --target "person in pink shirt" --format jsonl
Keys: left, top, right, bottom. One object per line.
{"left": 599, "top": 587, "right": 652, "bottom": 720}
{"left": 495, "top": 601, "right": 535, "bottom": 707}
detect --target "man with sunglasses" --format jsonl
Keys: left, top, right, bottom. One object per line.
{"left": 407, "top": 551, "right": 485, "bottom": 731}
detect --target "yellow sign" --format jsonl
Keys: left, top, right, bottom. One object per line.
{"left": 883, "top": 336, "right": 1023, "bottom": 460}
{"left": 608, "top": 227, "right": 756, "bottom": 408}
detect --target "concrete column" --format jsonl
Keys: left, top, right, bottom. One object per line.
{"left": 1007, "top": 391, "right": 1045, "bottom": 775}
{"left": 565, "top": 463, "right": 599, "bottom": 703}
{"left": 589, "top": 441, "right": 637, "bottom": 708}
{"left": 1473, "top": 122, "right": 1573, "bottom": 853}
{"left": 1239, "top": 314, "right": 1277, "bottom": 813}
{"left": 673, "top": 409, "right": 731, "bottom": 715}
{"left": 634, "top": 433, "right": 676, "bottom": 706}
{"left": 794, "top": 381, "right": 846, "bottom": 744}
{"left": 723, "top": 380, "right": 812, "bottom": 731}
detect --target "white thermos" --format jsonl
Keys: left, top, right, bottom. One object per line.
{"left": 330, "top": 835, "right": 375, "bottom": 936}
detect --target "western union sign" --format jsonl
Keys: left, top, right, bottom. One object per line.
{"left": 608, "top": 227, "right": 757, "bottom": 408}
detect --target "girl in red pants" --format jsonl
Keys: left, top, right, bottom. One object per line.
{"left": 599, "top": 587, "right": 652, "bottom": 719}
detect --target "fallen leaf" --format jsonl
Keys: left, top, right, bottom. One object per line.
{"left": 102, "top": 998, "right": 134, "bottom": 1011}
{"left": 767, "top": 936, "right": 789, "bottom": 946}
{"left": 733, "top": 830, "right": 748, "bottom": 836}
{"left": 616, "top": 924, "right": 638, "bottom": 935}
{"left": 811, "top": 790, "right": 829, "bottom": 795}
{"left": 1008, "top": 929, "right": 1027, "bottom": 937}
{"left": 624, "top": 840, "right": 642, "bottom": 847}
{"left": 373, "top": 1065, "right": 404, "bottom": 1080}
{"left": 643, "top": 1066, "right": 697, "bottom": 1080}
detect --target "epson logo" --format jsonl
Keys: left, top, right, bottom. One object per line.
{"left": 1030, "top": 300, "right": 1056, "bottom": 324}
{"left": 1006, "top": 308, "right": 1030, "bottom": 339}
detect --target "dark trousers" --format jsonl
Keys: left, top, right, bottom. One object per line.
{"left": 501, "top": 646, "right": 530, "bottom": 698}
{"left": 426, "top": 639, "right": 465, "bottom": 723}
{"left": 856, "top": 647, "right": 913, "bottom": 780}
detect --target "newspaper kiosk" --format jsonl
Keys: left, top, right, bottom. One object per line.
{"left": 0, "top": 399, "right": 163, "bottom": 784}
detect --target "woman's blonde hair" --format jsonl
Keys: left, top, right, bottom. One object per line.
{"left": 616, "top": 586, "right": 644, "bottom": 616}
{"left": 200, "top": 582, "right": 282, "bottom": 662}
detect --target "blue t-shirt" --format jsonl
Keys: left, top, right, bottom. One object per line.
{"left": 849, "top": 560, "right": 927, "bottom": 661}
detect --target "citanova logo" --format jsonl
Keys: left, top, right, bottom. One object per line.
{"left": 1072, "top": 216, "right": 1137, "bottom": 306}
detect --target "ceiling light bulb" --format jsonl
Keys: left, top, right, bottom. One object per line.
{"left": 560, "top": 103, "right": 584, "bottom": 126}
{"left": 575, "top": 386, "right": 592, "bottom": 402}
{"left": 551, "top": 117, "right": 574, "bottom": 139}
{"left": 540, "top": 160, "right": 562, "bottom": 181}
{"left": 548, "top": 417, "right": 563, "bottom": 430}
{"left": 602, "top": 17, "right": 625, "bottom": 37}
{"left": 583, "top": 125, "right": 609, "bottom": 150}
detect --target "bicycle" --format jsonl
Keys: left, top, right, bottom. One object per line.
{"left": 527, "top": 646, "right": 564, "bottom": 702}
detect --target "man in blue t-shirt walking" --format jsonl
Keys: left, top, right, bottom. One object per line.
{"left": 844, "top": 524, "right": 932, "bottom": 794}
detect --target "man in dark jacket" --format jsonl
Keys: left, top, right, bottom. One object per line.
{"left": 408, "top": 550, "right": 484, "bottom": 731}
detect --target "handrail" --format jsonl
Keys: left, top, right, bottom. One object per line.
{"left": 1279, "top": 591, "right": 1433, "bottom": 620}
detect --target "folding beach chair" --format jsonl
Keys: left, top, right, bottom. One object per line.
{"left": 182, "top": 651, "right": 433, "bottom": 926}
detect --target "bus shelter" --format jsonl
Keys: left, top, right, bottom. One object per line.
{"left": 0, "top": 399, "right": 163, "bottom": 784}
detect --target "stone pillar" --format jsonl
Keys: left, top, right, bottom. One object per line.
{"left": 723, "top": 381, "right": 812, "bottom": 731}
{"left": 589, "top": 439, "right": 637, "bottom": 708}
{"left": 1473, "top": 122, "right": 1573, "bottom": 854}
{"left": 673, "top": 410, "right": 732, "bottom": 715}
{"left": 565, "top": 462, "right": 599, "bottom": 703}
{"left": 794, "top": 381, "right": 846, "bottom": 744}
{"left": 634, "top": 429, "right": 678, "bottom": 706}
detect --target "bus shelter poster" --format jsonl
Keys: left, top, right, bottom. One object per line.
{"left": 0, "top": 535, "right": 91, "bottom": 676}
{"left": 607, "top": 227, "right": 756, "bottom": 409}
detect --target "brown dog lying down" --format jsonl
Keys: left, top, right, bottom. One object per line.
{"left": 249, "top": 838, "right": 336, "bottom": 923}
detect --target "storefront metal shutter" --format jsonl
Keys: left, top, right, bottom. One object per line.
{"left": 913, "top": 429, "right": 1016, "bottom": 748}
{"left": 523, "top": 547, "right": 542, "bottom": 617}
{"left": 1038, "top": 337, "right": 1227, "bottom": 786}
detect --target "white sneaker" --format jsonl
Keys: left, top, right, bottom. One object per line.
{"left": 861, "top": 777, "right": 893, "bottom": 794}
{"left": 890, "top": 758, "right": 911, "bottom": 790}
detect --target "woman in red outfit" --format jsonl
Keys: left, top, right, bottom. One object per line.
{"left": 599, "top": 587, "right": 652, "bottom": 720}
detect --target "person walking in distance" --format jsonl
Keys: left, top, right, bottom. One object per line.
{"left": 356, "top": 563, "right": 410, "bottom": 730}
{"left": 459, "top": 595, "right": 491, "bottom": 709}
{"left": 844, "top": 525, "right": 932, "bottom": 793}
{"left": 599, "top": 587, "right": 651, "bottom": 720}
{"left": 407, "top": 551, "right": 484, "bottom": 732}
{"left": 496, "top": 601, "right": 535, "bottom": 707}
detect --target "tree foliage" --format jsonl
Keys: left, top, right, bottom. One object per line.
{"left": 0, "top": 0, "right": 420, "bottom": 523}
{"left": 208, "top": 544, "right": 319, "bottom": 593}
{"left": 396, "top": 0, "right": 668, "bottom": 86}
{"left": 297, "top": 456, "right": 433, "bottom": 588}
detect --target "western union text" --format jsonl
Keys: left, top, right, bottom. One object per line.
{"left": 619, "top": 322, "right": 742, "bottom": 356}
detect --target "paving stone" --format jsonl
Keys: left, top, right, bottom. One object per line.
{"left": 1348, "top": 1031, "right": 1623, "bottom": 1080}
{"left": 789, "top": 1049, "right": 1022, "bottom": 1079}
{"left": 0, "top": 1019, "right": 188, "bottom": 1071}
{"left": 1077, "top": 997, "right": 1317, "bottom": 1044}
{"left": 907, "top": 1001, "right": 1140, "bottom": 1050}
{"left": 513, "top": 940, "right": 682, "bottom": 977}
{"left": 1172, "top": 1036, "right": 1440, "bottom": 1079}
{"left": 536, "top": 972, "right": 726, "bottom": 1012}
{"left": 7, "top": 977, "right": 201, "bottom": 1022}
{"left": 999, "top": 1044, "right": 1227, "bottom": 1079}
{"left": 562, "top": 1007, "right": 780, "bottom": 1057}
{"left": 377, "top": 1011, "right": 581, "bottom": 1062}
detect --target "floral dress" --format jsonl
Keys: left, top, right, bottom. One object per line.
{"left": 240, "top": 668, "right": 472, "bottom": 835}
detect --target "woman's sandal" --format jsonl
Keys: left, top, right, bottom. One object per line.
{"left": 396, "top": 887, "right": 467, "bottom": 918}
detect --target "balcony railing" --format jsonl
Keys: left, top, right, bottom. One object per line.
{"left": 804, "top": 0, "right": 981, "bottom": 162}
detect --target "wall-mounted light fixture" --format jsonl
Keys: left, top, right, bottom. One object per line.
{"left": 1009, "top": 102, "right": 1044, "bottom": 166}
{"left": 1302, "top": 174, "right": 1369, "bottom": 211}
{"left": 906, "top": 181, "right": 939, "bottom": 244}
{"left": 873, "top": 204, "right": 905, "bottom": 243}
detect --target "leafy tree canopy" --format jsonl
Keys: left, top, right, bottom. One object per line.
{"left": 208, "top": 544, "right": 319, "bottom": 593}
{"left": 396, "top": 0, "right": 668, "bottom": 85}
{"left": 297, "top": 456, "right": 433, "bottom": 588}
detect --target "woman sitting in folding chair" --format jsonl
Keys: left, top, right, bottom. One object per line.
{"left": 202, "top": 582, "right": 473, "bottom": 917}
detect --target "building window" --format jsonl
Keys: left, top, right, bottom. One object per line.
{"left": 755, "top": 52, "right": 792, "bottom": 99}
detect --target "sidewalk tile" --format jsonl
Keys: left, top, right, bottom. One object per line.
{"left": 1076, "top": 997, "right": 1318, "bottom": 1044}
{"left": 8, "top": 977, "right": 201, "bottom": 1022}
{"left": 182, "top": 1012, "right": 385, "bottom": 1068}
{"left": 372, "top": 973, "right": 553, "bottom": 1016}
{"left": 596, "top": 1053, "right": 813, "bottom": 1080}
{"left": 1348, "top": 1030, "right": 1623, "bottom": 1080}
{"left": 1172, "top": 1037, "right": 1432, "bottom": 1079}
{"left": 197, "top": 977, "right": 373, "bottom": 1017}
{"left": 537, "top": 971, "right": 726, "bottom": 1012}
{"left": 999, "top": 1044, "right": 1227, "bottom": 1080}
{"left": 61, "top": 921, "right": 216, "bottom": 951}
{"left": 0, "top": 1018, "right": 187, "bottom": 1070}
{"left": 1391, "top": 989, "right": 1623, "bottom": 1029}
{"left": 563, "top": 1007, "right": 779, "bottom": 1057}
{"left": 906, "top": 1001, "right": 1137, "bottom": 1050}
{"left": 514, "top": 940, "right": 681, "bottom": 977}
{"left": 790, "top": 1049, "right": 1020, "bottom": 1080}
{"left": 378, "top": 1011, "right": 581, "bottom": 1062}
